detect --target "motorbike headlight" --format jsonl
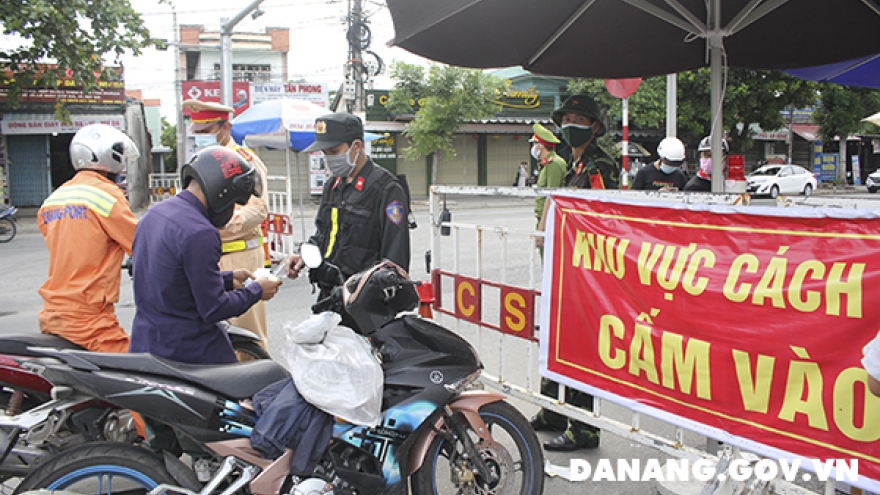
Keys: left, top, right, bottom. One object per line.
{"left": 444, "top": 370, "right": 482, "bottom": 394}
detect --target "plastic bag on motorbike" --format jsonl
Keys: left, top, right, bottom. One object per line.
{"left": 282, "top": 312, "right": 383, "bottom": 426}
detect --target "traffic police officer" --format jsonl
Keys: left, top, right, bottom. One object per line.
{"left": 183, "top": 99, "right": 270, "bottom": 349}
{"left": 531, "top": 123, "right": 567, "bottom": 256}
{"left": 284, "top": 113, "right": 410, "bottom": 285}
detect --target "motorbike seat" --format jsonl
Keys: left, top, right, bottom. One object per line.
{"left": 32, "top": 349, "right": 290, "bottom": 400}
{"left": 0, "top": 334, "right": 85, "bottom": 356}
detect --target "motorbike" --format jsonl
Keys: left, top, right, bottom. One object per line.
{"left": 0, "top": 325, "right": 267, "bottom": 484}
{"left": 9, "top": 248, "right": 545, "bottom": 495}
{"left": 0, "top": 205, "right": 18, "bottom": 243}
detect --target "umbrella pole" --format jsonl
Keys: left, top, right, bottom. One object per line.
{"left": 710, "top": 45, "right": 724, "bottom": 193}
{"left": 295, "top": 151, "right": 306, "bottom": 244}
{"left": 710, "top": 1, "right": 724, "bottom": 193}
{"left": 285, "top": 147, "right": 293, "bottom": 217}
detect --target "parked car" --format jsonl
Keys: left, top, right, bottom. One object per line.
{"left": 866, "top": 170, "right": 880, "bottom": 193}
{"left": 746, "top": 164, "right": 817, "bottom": 198}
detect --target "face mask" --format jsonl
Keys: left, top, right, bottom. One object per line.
{"left": 530, "top": 145, "right": 542, "bottom": 160}
{"left": 324, "top": 146, "right": 359, "bottom": 177}
{"left": 700, "top": 157, "right": 712, "bottom": 175}
{"left": 194, "top": 133, "right": 218, "bottom": 151}
{"left": 560, "top": 124, "right": 594, "bottom": 147}
{"left": 660, "top": 164, "right": 677, "bottom": 174}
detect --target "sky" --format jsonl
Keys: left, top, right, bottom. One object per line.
{"left": 120, "top": 0, "right": 432, "bottom": 123}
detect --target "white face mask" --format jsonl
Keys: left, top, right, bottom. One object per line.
{"left": 324, "top": 146, "right": 359, "bottom": 177}
{"left": 194, "top": 133, "right": 219, "bottom": 151}
{"left": 530, "top": 145, "right": 542, "bottom": 160}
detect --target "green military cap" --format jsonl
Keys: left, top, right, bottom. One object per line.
{"left": 551, "top": 94, "right": 607, "bottom": 137}
{"left": 529, "top": 123, "right": 560, "bottom": 146}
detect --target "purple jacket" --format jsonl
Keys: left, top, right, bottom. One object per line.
{"left": 130, "top": 191, "right": 262, "bottom": 364}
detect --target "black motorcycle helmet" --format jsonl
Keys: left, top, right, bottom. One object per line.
{"left": 180, "top": 145, "right": 262, "bottom": 227}
{"left": 342, "top": 261, "right": 419, "bottom": 336}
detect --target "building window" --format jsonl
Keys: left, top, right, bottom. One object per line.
{"left": 213, "top": 63, "right": 272, "bottom": 82}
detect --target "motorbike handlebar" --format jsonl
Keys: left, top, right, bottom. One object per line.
{"left": 311, "top": 286, "right": 343, "bottom": 314}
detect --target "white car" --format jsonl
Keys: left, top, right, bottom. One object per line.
{"left": 866, "top": 170, "right": 880, "bottom": 193}
{"left": 746, "top": 164, "right": 817, "bottom": 198}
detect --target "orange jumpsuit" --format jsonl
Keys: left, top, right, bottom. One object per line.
{"left": 37, "top": 171, "right": 137, "bottom": 353}
{"left": 218, "top": 140, "right": 270, "bottom": 347}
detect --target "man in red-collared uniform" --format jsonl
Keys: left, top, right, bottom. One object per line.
{"left": 183, "top": 99, "right": 270, "bottom": 349}
{"left": 283, "top": 113, "right": 410, "bottom": 287}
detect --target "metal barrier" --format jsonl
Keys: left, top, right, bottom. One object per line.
{"left": 263, "top": 176, "right": 295, "bottom": 257}
{"left": 427, "top": 185, "right": 833, "bottom": 495}
{"left": 148, "top": 173, "right": 180, "bottom": 204}
{"left": 149, "top": 174, "right": 300, "bottom": 258}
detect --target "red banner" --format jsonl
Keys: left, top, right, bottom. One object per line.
{"left": 543, "top": 195, "right": 880, "bottom": 488}
{"left": 181, "top": 81, "right": 250, "bottom": 116}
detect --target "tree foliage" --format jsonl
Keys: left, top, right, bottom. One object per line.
{"left": 811, "top": 84, "right": 880, "bottom": 143}
{"left": 569, "top": 69, "right": 819, "bottom": 154}
{"left": 0, "top": 0, "right": 158, "bottom": 118}
{"left": 387, "top": 62, "right": 506, "bottom": 183}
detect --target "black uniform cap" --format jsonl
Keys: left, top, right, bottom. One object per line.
{"left": 303, "top": 113, "right": 364, "bottom": 153}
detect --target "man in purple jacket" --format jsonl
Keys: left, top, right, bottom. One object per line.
{"left": 130, "top": 146, "right": 281, "bottom": 364}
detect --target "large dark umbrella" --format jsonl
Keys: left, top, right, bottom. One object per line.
{"left": 386, "top": 0, "right": 880, "bottom": 191}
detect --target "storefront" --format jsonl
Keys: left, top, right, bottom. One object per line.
{"left": 0, "top": 66, "right": 126, "bottom": 206}
{"left": 1, "top": 114, "right": 126, "bottom": 206}
{"left": 363, "top": 86, "right": 557, "bottom": 196}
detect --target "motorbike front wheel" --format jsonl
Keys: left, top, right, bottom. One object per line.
{"left": 0, "top": 218, "right": 16, "bottom": 243}
{"left": 14, "top": 442, "right": 196, "bottom": 495}
{"left": 411, "top": 400, "right": 544, "bottom": 495}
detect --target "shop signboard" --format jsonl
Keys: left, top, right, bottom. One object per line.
{"left": 1, "top": 114, "right": 125, "bottom": 135}
{"left": 813, "top": 142, "right": 838, "bottom": 182}
{"left": 250, "top": 82, "right": 328, "bottom": 107}
{"left": 0, "top": 66, "right": 124, "bottom": 105}
{"left": 181, "top": 81, "right": 250, "bottom": 116}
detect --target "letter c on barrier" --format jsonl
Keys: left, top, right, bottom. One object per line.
{"left": 454, "top": 275, "right": 481, "bottom": 323}
{"left": 457, "top": 282, "right": 476, "bottom": 317}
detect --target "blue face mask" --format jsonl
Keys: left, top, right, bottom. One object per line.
{"left": 194, "top": 133, "right": 218, "bottom": 151}
{"left": 660, "top": 164, "right": 677, "bottom": 174}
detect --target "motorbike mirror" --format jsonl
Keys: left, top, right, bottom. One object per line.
{"left": 300, "top": 243, "right": 323, "bottom": 269}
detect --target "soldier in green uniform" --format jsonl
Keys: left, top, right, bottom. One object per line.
{"left": 555, "top": 94, "right": 619, "bottom": 190}
{"left": 531, "top": 95, "right": 614, "bottom": 452}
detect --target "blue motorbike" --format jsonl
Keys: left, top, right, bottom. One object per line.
{"left": 0, "top": 205, "right": 18, "bottom": 243}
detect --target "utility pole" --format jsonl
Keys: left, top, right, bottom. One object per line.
{"left": 344, "top": 0, "right": 365, "bottom": 113}
{"left": 173, "top": 6, "right": 185, "bottom": 171}
{"left": 220, "top": 0, "right": 265, "bottom": 107}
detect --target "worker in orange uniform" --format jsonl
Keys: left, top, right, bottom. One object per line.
{"left": 37, "top": 124, "right": 140, "bottom": 352}
{"left": 184, "top": 99, "right": 270, "bottom": 349}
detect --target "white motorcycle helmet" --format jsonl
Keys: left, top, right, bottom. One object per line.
{"left": 698, "top": 135, "right": 729, "bottom": 154}
{"left": 656, "top": 137, "right": 685, "bottom": 166}
{"left": 69, "top": 124, "right": 140, "bottom": 174}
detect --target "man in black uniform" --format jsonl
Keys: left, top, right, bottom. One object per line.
{"left": 632, "top": 137, "right": 688, "bottom": 191}
{"left": 284, "top": 113, "right": 410, "bottom": 285}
